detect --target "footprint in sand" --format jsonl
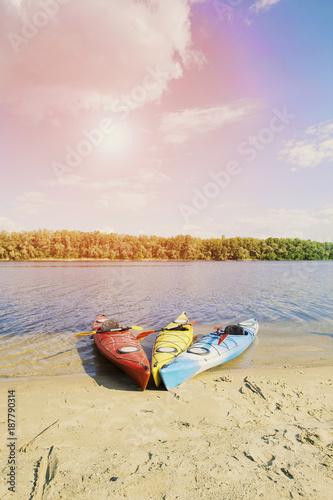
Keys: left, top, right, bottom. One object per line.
{"left": 29, "top": 446, "right": 58, "bottom": 499}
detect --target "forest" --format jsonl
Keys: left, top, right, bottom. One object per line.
{"left": 0, "top": 229, "right": 332, "bottom": 261}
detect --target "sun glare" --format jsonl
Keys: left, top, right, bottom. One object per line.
{"left": 99, "top": 123, "right": 134, "bottom": 159}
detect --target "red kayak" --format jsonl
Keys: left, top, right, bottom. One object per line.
{"left": 92, "top": 314, "right": 151, "bottom": 391}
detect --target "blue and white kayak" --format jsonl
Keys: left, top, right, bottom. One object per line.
{"left": 159, "top": 318, "right": 258, "bottom": 390}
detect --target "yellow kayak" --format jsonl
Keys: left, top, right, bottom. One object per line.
{"left": 152, "top": 312, "right": 193, "bottom": 387}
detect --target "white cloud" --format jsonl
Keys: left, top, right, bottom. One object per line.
{"left": 97, "top": 226, "right": 115, "bottom": 234}
{"left": 43, "top": 168, "right": 170, "bottom": 190}
{"left": 91, "top": 168, "right": 169, "bottom": 212}
{"left": 133, "top": 168, "right": 170, "bottom": 186}
{"left": 184, "top": 204, "right": 333, "bottom": 240}
{"left": 43, "top": 175, "right": 126, "bottom": 190}
{"left": 215, "top": 202, "right": 250, "bottom": 209}
{"left": 161, "top": 100, "right": 255, "bottom": 144}
{"left": 181, "top": 224, "right": 216, "bottom": 238}
{"left": 279, "top": 120, "right": 333, "bottom": 169}
{"left": 0, "top": 0, "right": 204, "bottom": 122}
{"left": 223, "top": 205, "right": 333, "bottom": 240}
{"left": 0, "top": 216, "right": 24, "bottom": 232}
{"left": 182, "top": 224, "right": 200, "bottom": 231}
{"left": 95, "top": 192, "right": 151, "bottom": 212}
{"left": 250, "top": 0, "right": 283, "bottom": 14}
{"left": 14, "top": 191, "right": 52, "bottom": 216}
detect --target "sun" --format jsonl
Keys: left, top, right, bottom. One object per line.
{"left": 99, "top": 122, "right": 134, "bottom": 159}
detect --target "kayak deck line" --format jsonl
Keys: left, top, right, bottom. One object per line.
{"left": 151, "top": 312, "right": 194, "bottom": 387}
{"left": 96, "top": 337, "right": 150, "bottom": 369}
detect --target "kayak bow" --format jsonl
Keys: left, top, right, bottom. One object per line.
{"left": 151, "top": 311, "right": 193, "bottom": 387}
{"left": 92, "top": 314, "right": 151, "bottom": 391}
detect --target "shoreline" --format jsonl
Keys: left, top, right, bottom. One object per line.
{"left": 0, "top": 258, "right": 258, "bottom": 262}
{"left": 0, "top": 355, "right": 332, "bottom": 383}
{"left": 1, "top": 258, "right": 332, "bottom": 264}
{"left": 1, "top": 321, "right": 333, "bottom": 380}
{"left": 1, "top": 364, "right": 332, "bottom": 499}
{"left": 1, "top": 320, "right": 332, "bottom": 380}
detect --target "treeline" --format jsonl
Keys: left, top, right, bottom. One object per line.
{"left": 0, "top": 229, "right": 332, "bottom": 261}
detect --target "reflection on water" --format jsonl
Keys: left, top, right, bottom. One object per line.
{"left": 0, "top": 261, "right": 332, "bottom": 378}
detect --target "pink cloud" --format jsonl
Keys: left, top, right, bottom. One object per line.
{"left": 160, "top": 100, "right": 257, "bottom": 144}
{"left": 0, "top": 0, "right": 204, "bottom": 122}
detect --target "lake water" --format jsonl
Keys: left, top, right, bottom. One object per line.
{"left": 0, "top": 261, "right": 332, "bottom": 379}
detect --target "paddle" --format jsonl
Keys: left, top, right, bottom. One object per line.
{"left": 136, "top": 322, "right": 199, "bottom": 341}
{"left": 136, "top": 330, "right": 155, "bottom": 340}
{"left": 75, "top": 325, "right": 143, "bottom": 338}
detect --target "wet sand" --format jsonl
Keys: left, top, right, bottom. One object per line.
{"left": 0, "top": 362, "right": 332, "bottom": 499}
{"left": 1, "top": 322, "right": 332, "bottom": 379}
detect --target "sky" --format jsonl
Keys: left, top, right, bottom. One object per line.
{"left": 1, "top": 0, "right": 332, "bottom": 241}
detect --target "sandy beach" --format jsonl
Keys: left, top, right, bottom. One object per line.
{"left": 1, "top": 362, "right": 332, "bottom": 500}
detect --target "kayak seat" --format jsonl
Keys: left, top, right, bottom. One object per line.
{"left": 225, "top": 325, "right": 246, "bottom": 335}
{"left": 165, "top": 325, "right": 189, "bottom": 331}
{"left": 100, "top": 319, "right": 120, "bottom": 332}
